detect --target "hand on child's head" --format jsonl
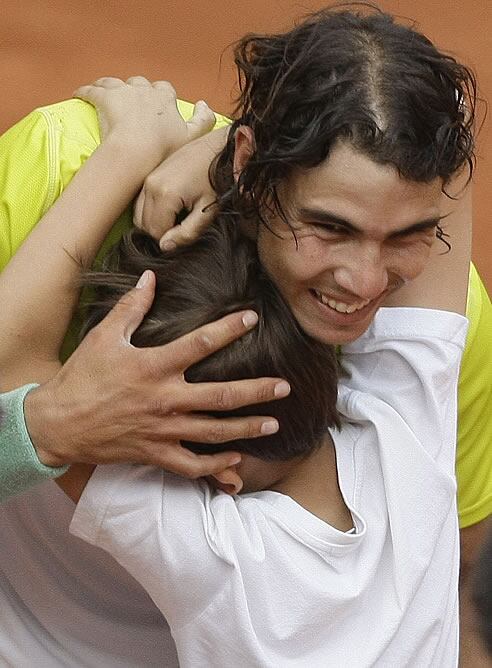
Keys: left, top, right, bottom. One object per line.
{"left": 73, "top": 76, "right": 216, "bottom": 169}
{"left": 207, "top": 467, "right": 244, "bottom": 495}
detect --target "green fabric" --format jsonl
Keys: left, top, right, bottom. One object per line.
{"left": 0, "top": 385, "right": 68, "bottom": 503}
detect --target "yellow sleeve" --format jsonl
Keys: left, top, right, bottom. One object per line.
{"left": 0, "top": 99, "right": 130, "bottom": 358}
{"left": 456, "top": 263, "right": 492, "bottom": 527}
{"left": 0, "top": 97, "right": 231, "bottom": 272}
{"left": 0, "top": 97, "right": 231, "bottom": 356}
{"left": 0, "top": 99, "right": 103, "bottom": 272}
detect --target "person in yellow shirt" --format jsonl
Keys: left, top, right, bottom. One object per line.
{"left": 0, "top": 101, "right": 490, "bottom": 665}
{"left": 0, "top": 7, "right": 490, "bottom": 663}
{"left": 1, "top": 95, "right": 490, "bottom": 538}
{"left": 0, "top": 94, "right": 286, "bottom": 502}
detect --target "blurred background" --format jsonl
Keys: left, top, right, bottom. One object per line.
{"left": 0, "top": 0, "right": 490, "bottom": 288}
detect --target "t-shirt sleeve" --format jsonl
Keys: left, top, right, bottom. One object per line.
{"left": 456, "top": 264, "right": 492, "bottom": 527}
{"left": 0, "top": 99, "right": 101, "bottom": 273}
{"left": 0, "top": 109, "right": 53, "bottom": 271}
{"left": 70, "top": 464, "right": 233, "bottom": 629}
{"left": 340, "top": 308, "right": 468, "bottom": 469}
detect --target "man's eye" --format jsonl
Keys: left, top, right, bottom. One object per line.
{"left": 311, "top": 223, "right": 347, "bottom": 236}
{"left": 391, "top": 228, "right": 436, "bottom": 244}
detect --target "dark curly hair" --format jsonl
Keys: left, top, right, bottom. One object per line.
{"left": 81, "top": 221, "right": 340, "bottom": 461}
{"left": 211, "top": 4, "right": 477, "bottom": 234}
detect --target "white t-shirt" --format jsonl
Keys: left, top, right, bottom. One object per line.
{"left": 0, "top": 469, "right": 179, "bottom": 666}
{"left": 70, "top": 308, "right": 468, "bottom": 668}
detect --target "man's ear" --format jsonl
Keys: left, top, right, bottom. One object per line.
{"left": 233, "top": 125, "right": 255, "bottom": 183}
{"left": 211, "top": 465, "right": 243, "bottom": 495}
{"left": 233, "top": 126, "right": 258, "bottom": 240}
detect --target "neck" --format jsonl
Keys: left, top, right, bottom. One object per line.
{"left": 239, "top": 435, "right": 353, "bottom": 532}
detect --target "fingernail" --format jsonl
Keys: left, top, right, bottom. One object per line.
{"left": 161, "top": 239, "right": 177, "bottom": 252}
{"left": 261, "top": 420, "right": 279, "bottom": 435}
{"left": 136, "top": 271, "right": 150, "bottom": 289}
{"left": 274, "top": 381, "right": 290, "bottom": 398}
{"left": 196, "top": 99, "right": 208, "bottom": 108}
{"left": 242, "top": 310, "right": 258, "bottom": 328}
{"left": 230, "top": 455, "right": 241, "bottom": 465}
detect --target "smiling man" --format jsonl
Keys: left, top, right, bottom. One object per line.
{"left": 249, "top": 142, "right": 445, "bottom": 344}
{"left": 0, "top": 5, "right": 490, "bottom": 667}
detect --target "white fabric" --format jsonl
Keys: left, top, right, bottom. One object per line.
{"left": 70, "top": 308, "right": 468, "bottom": 668}
{"left": 0, "top": 476, "right": 178, "bottom": 666}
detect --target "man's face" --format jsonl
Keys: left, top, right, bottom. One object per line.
{"left": 255, "top": 142, "right": 444, "bottom": 345}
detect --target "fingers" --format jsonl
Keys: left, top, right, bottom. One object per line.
{"left": 93, "top": 76, "right": 126, "bottom": 88}
{"left": 133, "top": 181, "right": 183, "bottom": 240}
{"left": 153, "top": 446, "right": 241, "bottom": 480}
{"left": 184, "top": 378, "right": 290, "bottom": 413}
{"left": 151, "top": 310, "right": 260, "bottom": 371}
{"left": 74, "top": 76, "right": 172, "bottom": 102}
{"left": 126, "top": 76, "right": 152, "bottom": 87}
{"left": 164, "top": 412, "right": 281, "bottom": 443}
{"left": 98, "top": 270, "right": 157, "bottom": 342}
{"left": 72, "top": 85, "right": 104, "bottom": 103}
{"left": 186, "top": 100, "right": 216, "bottom": 142}
{"left": 159, "top": 198, "right": 217, "bottom": 250}
{"left": 210, "top": 467, "right": 243, "bottom": 495}
{"left": 152, "top": 80, "right": 177, "bottom": 95}
{"left": 73, "top": 77, "right": 124, "bottom": 98}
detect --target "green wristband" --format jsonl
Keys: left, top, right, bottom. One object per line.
{"left": 0, "top": 384, "right": 68, "bottom": 503}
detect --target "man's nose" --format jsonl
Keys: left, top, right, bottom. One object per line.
{"left": 333, "top": 245, "right": 389, "bottom": 300}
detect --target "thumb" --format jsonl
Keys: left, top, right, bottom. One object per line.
{"left": 186, "top": 100, "right": 216, "bottom": 142}
{"left": 159, "top": 198, "right": 216, "bottom": 249}
{"left": 101, "top": 270, "right": 157, "bottom": 342}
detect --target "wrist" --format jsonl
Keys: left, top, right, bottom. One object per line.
{"left": 24, "top": 384, "right": 69, "bottom": 468}
{"left": 103, "top": 129, "right": 171, "bottom": 174}
{"left": 0, "top": 384, "right": 68, "bottom": 501}
{"left": 204, "top": 125, "right": 230, "bottom": 153}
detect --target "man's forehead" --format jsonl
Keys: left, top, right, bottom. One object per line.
{"left": 286, "top": 166, "right": 443, "bottom": 221}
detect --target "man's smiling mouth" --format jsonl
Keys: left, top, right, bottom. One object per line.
{"left": 311, "top": 289, "right": 371, "bottom": 314}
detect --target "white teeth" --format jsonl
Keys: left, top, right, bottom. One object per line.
{"left": 314, "top": 290, "right": 370, "bottom": 314}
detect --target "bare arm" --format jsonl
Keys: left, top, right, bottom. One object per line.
{"left": 384, "top": 177, "right": 480, "bottom": 664}
{"left": 0, "top": 78, "right": 216, "bottom": 386}
{"left": 0, "top": 78, "right": 289, "bottom": 486}
{"left": 384, "top": 177, "right": 472, "bottom": 315}
{"left": 133, "top": 125, "right": 229, "bottom": 247}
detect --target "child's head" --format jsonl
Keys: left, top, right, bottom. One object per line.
{"left": 82, "top": 221, "right": 340, "bottom": 461}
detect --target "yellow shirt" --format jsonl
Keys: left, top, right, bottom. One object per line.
{"left": 1, "top": 99, "right": 490, "bottom": 527}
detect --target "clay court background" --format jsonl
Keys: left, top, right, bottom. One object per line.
{"left": 1, "top": 0, "right": 490, "bottom": 289}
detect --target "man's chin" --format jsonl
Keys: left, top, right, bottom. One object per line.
{"left": 294, "top": 300, "right": 377, "bottom": 345}
{"left": 305, "top": 322, "right": 372, "bottom": 345}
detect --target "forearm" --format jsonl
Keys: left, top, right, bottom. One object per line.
{"left": 203, "top": 124, "right": 229, "bottom": 151}
{"left": 383, "top": 180, "right": 472, "bottom": 315}
{"left": 0, "top": 134, "right": 155, "bottom": 370}
{"left": 0, "top": 382, "right": 93, "bottom": 503}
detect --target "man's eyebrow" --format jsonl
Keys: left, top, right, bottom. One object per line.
{"left": 388, "top": 218, "right": 443, "bottom": 238}
{"left": 297, "top": 207, "right": 443, "bottom": 237}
